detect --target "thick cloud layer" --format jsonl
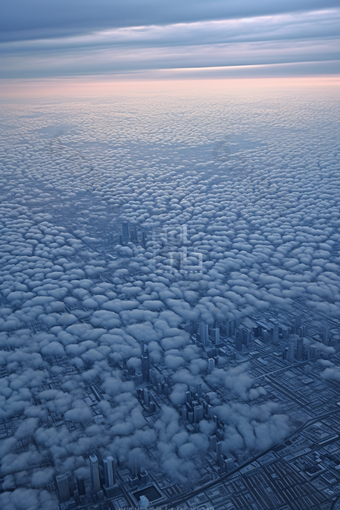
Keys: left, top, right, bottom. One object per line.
{"left": 0, "top": 83, "right": 339, "bottom": 508}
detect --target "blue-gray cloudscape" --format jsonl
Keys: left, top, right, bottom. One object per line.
{"left": 0, "top": 1, "right": 340, "bottom": 78}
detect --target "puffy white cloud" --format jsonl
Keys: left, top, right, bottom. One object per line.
{"left": 0, "top": 84, "right": 339, "bottom": 503}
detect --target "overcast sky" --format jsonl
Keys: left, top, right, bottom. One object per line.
{"left": 0, "top": 0, "right": 340, "bottom": 79}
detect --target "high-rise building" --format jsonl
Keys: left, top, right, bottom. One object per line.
{"left": 89, "top": 454, "right": 101, "bottom": 492}
{"left": 299, "top": 325, "right": 306, "bottom": 338}
{"left": 216, "top": 441, "right": 222, "bottom": 456}
{"left": 308, "top": 345, "right": 317, "bottom": 360}
{"left": 272, "top": 325, "right": 279, "bottom": 345}
{"left": 76, "top": 475, "right": 86, "bottom": 496}
{"left": 66, "top": 471, "right": 74, "bottom": 497}
{"left": 200, "top": 323, "right": 209, "bottom": 348}
{"left": 281, "top": 326, "right": 289, "bottom": 339}
{"left": 143, "top": 388, "right": 150, "bottom": 406}
{"left": 287, "top": 339, "right": 295, "bottom": 363}
{"left": 141, "top": 348, "right": 150, "bottom": 383}
{"left": 193, "top": 404, "right": 204, "bottom": 423}
{"left": 228, "top": 319, "right": 235, "bottom": 337}
{"left": 208, "top": 358, "right": 215, "bottom": 373}
{"left": 245, "top": 328, "right": 252, "bottom": 347}
{"left": 294, "top": 315, "right": 302, "bottom": 332}
{"left": 225, "top": 457, "right": 235, "bottom": 472}
{"left": 296, "top": 337, "right": 304, "bottom": 361}
{"left": 56, "top": 474, "right": 70, "bottom": 503}
{"left": 128, "top": 475, "right": 139, "bottom": 489}
{"left": 214, "top": 327, "right": 221, "bottom": 346}
{"left": 209, "top": 435, "right": 217, "bottom": 451}
{"left": 140, "top": 468, "right": 149, "bottom": 485}
{"left": 235, "top": 329, "right": 243, "bottom": 351}
{"left": 103, "top": 456, "right": 115, "bottom": 488}
{"left": 216, "top": 428, "right": 224, "bottom": 441}
{"left": 129, "top": 451, "right": 139, "bottom": 478}
{"left": 149, "top": 368, "right": 156, "bottom": 386}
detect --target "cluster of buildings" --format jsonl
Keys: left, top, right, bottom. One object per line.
{"left": 188, "top": 314, "right": 331, "bottom": 364}
{"left": 51, "top": 304, "right": 340, "bottom": 509}
{"left": 119, "top": 222, "right": 147, "bottom": 248}
{"left": 56, "top": 455, "right": 119, "bottom": 509}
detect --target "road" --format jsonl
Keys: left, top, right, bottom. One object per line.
{"left": 162, "top": 407, "right": 340, "bottom": 509}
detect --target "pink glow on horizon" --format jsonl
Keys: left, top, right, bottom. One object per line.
{"left": 1, "top": 75, "right": 340, "bottom": 100}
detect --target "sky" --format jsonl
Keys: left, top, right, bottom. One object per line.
{"left": 0, "top": 0, "right": 340, "bottom": 80}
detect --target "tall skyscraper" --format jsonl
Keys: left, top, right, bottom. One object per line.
{"left": 214, "top": 327, "right": 221, "bottom": 346}
{"left": 287, "top": 339, "right": 295, "bottom": 363}
{"left": 143, "top": 388, "right": 150, "bottom": 405}
{"left": 225, "top": 457, "right": 235, "bottom": 472}
{"left": 216, "top": 441, "right": 222, "bottom": 456}
{"left": 294, "top": 315, "right": 302, "bottom": 332}
{"left": 272, "top": 324, "right": 279, "bottom": 345}
{"left": 229, "top": 319, "right": 235, "bottom": 337}
{"left": 200, "top": 322, "right": 209, "bottom": 348}
{"left": 245, "top": 329, "right": 252, "bottom": 347}
{"left": 208, "top": 358, "right": 215, "bottom": 373}
{"left": 89, "top": 454, "right": 101, "bottom": 492}
{"left": 296, "top": 337, "right": 304, "bottom": 361}
{"left": 129, "top": 451, "right": 139, "bottom": 478}
{"left": 56, "top": 474, "right": 70, "bottom": 503}
{"left": 193, "top": 404, "right": 204, "bottom": 423}
{"left": 76, "top": 475, "right": 86, "bottom": 496}
{"left": 103, "top": 456, "right": 115, "bottom": 488}
{"left": 141, "top": 347, "right": 150, "bottom": 382}
{"left": 66, "top": 471, "right": 74, "bottom": 497}
{"left": 209, "top": 435, "right": 217, "bottom": 451}
{"left": 140, "top": 468, "right": 149, "bottom": 485}
{"left": 235, "top": 329, "right": 243, "bottom": 351}
{"left": 299, "top": 325, "right": 306, "bottom": 338}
